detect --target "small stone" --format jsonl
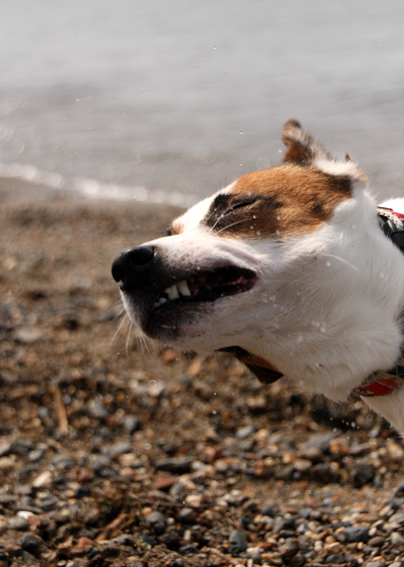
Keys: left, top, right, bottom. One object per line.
{"left": 154, "top": 456, "right": 194, "bottom": 474}
{"left": 155, "top": 476, "right": 175, "bottom": 491}
{"left": 350, "top": 463, "right": 374, "bottom": 487}
{"left": 146, "top": 511, "right": 166, "bottom": 526}
{"left": 229, "top": 529, "right": 248, "bottom": 554}
{"left": 8, "top": 516, "right": 29, "bottom": 531}
{"left": 0, "top": 440, "right": 12, "bottom": 457}
{"left": 110, "top": 442, "right": 132, "bottom": 458}
{"left": 390, "top": 531, "right": 404, "bottom": 545}
{"left": 77, "top": 536, "right": 94, "bottom": 549}
{"left": 179, "top": 544, "right": 199, "bottom": 555}
{"left": 90, "top": 454, "right": 111, "bottom": 472}
{"left": 0, "top": 457, "right": 15, "bottom": 471}
{"left": 310, "top": 463, "right": 341, "bottom": 484}
{"left": 367, "top": 535, "right": 385, "bottom": 547}
{"left": 305, "top": 431, "right": 338, "bottom": 452}
{"left": 15, "top": 327, "right": 43, "bottom": 343}
{"left": 289, "top": 553, "right": 306, "bottom": 567}
{"left": 178, "top": 507, "right": 196, "bottom": 524}
{"left": 185, "top": 494, "right": 202, "bottom": 507}
{"left": 279, "top": 542, "right": 298, "bottom": 558}
{"left": 142, "top": 534, "right": 157, "bottom": 547}
{"left": 52, "top": 455, "right": 75, "bottom": 469}
{"left": 236, "top": 425, "right": 255, "bottom": 439}
{"left": 124, "top": 415, "right": 141, "bottom": 434}
{"left": 20, "top": 533, "right": 41, "bottom": 552}
{"left": 32, "top": 470, "right": 53, "bottom": 488}
{"left": 87, "top": 399, "right": 108, "bottom": 420}
{"left": 388, "top": 512, "right": 404, "bottom": 526}
{"left": 28, "top": 449, "right": 44, "bottom": 462}
{"left": 343, "top": 526, "right": 369, "bottom": 543}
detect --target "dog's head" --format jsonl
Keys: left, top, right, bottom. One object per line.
{"left": 112, "top": 120, "right": 403, "bottom": 398}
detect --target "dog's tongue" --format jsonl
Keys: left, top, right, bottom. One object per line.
{"left": 218, "top": 346, "right": 283, "bottom": 385}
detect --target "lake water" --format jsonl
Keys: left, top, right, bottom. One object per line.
{"left": 0, "top": 0, "right": 404, "bottom": 206}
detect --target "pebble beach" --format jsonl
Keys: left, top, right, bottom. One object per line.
{"left": 1, "top": 180, "right": 404, "bottom": 567}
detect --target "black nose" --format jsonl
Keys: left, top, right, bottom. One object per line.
{"left": 111, "top": 245, "right": 155, "bottom": 283}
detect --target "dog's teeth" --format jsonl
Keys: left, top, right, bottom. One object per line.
{"left": 167, "top": 285, "right": 180, "bottom": 300}
{"left": 159, "top": 297, "right": 168, "bottom": 304}
{"left": 177, "top": 280, "right": 191, "bottom": 296}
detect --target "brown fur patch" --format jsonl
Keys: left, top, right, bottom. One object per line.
{"left": 168, "top": 219, "right": 183, "bottom": 236}
{"left": 203, "top": 163, "right": 352, "bottom": 239}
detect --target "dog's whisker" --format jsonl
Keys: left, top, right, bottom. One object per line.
{"left": 110, "top": 311, "right": 129, "bottom": 346}
{"left": 215, "top": 218, "right": 248, "bottom": 235}
{"left": 111, "top": 306, "right": 125, "bottom": 324}
{"left": 126, "top": 320, "right": 133, "bottom": 354}
{"left": 322, "top": 253, "right": 359, "bottom": 273}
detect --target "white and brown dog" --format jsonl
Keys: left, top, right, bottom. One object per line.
{"left": 112, "top": 120, "right": 404, "bottom": 432}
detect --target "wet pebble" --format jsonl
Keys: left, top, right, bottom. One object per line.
{"left": 110, "top": 441, "right": 133, "bottom": 458}
{"left": 124, "top": 415, "right": 141, "bottom": 434}
{"left": 89, "top": 454, "right": 111, "bottom": 472}
{"left": 343, "top": 526, "right": 369, "bottom": 543}
{"left": 8, "top": 516, "right": 29, "bottom": 531}
{"left": 32, "top": 470, "right": 53, "bottom": 488}
{"left": 390, "top": 531, "right": 404, "bottom": 545}
{"left": 178, "top": 507, "right": 196, "bottom": 524}
{"left": 20, "top": 532, "right": 41, "bottom": 552}
{"left": 87, "top": 399, "right": 108, "bottom": 420}
{"left": 236, "top": 425, "right": 255, "bottom": 439}
{"left": 154, "top": 456, "right": 194, "bottom": 474}
{"left": 350, "top": 462, "right": 375, "bottom": 487}
{"left": 229, "top": 529, "right": 248, "bottom": 554}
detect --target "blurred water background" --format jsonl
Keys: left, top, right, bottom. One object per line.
{"left": 0, "top": 0, "right": 403, "bottom": 207}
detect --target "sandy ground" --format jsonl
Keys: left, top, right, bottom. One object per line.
{"left": 1, "top": 180, "right": 404, "bottom": 566}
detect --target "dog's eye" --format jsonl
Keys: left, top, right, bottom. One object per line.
{"left": 222, "top": 196, "right": 259, "bottom": 216}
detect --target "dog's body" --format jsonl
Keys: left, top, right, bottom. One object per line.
{"left": 112, "top": 120, "right": 404, "bottom": 432}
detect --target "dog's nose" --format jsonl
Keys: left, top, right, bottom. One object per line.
{"left": 111, "top": 245, "right": 155, "bottom": 283}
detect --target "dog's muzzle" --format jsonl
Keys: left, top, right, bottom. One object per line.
{"left": 112, "top": 244, "right": 258, "bottom": 340}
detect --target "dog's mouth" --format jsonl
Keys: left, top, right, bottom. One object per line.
{"left": 126, "top": 264, "right": 258, "bottom": 340}
{"left": 151, "top": 265, "right": 257, "bottom": 313}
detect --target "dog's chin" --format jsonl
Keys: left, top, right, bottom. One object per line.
{"left": 140, "top": 299, "right": 213, "bottom": 342}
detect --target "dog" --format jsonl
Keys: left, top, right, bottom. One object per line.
{"left": 112, "top": 119, "right": 404, "bottom": 433}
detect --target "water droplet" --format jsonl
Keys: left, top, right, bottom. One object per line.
{"left": 240, "top": 131, "right": 243, "bottom": 134}
{"left": 326, "top": 261, "right": 331, "bottom": 267}
{"left": 213, "top": 45, "right": 217, "bottom": 50}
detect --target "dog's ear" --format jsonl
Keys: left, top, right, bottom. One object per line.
{"left": 281, "top": 119, "right": 330, "bottom": 166}
{"left": 281, "top": 119, "right": 368, "bottom": 187}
